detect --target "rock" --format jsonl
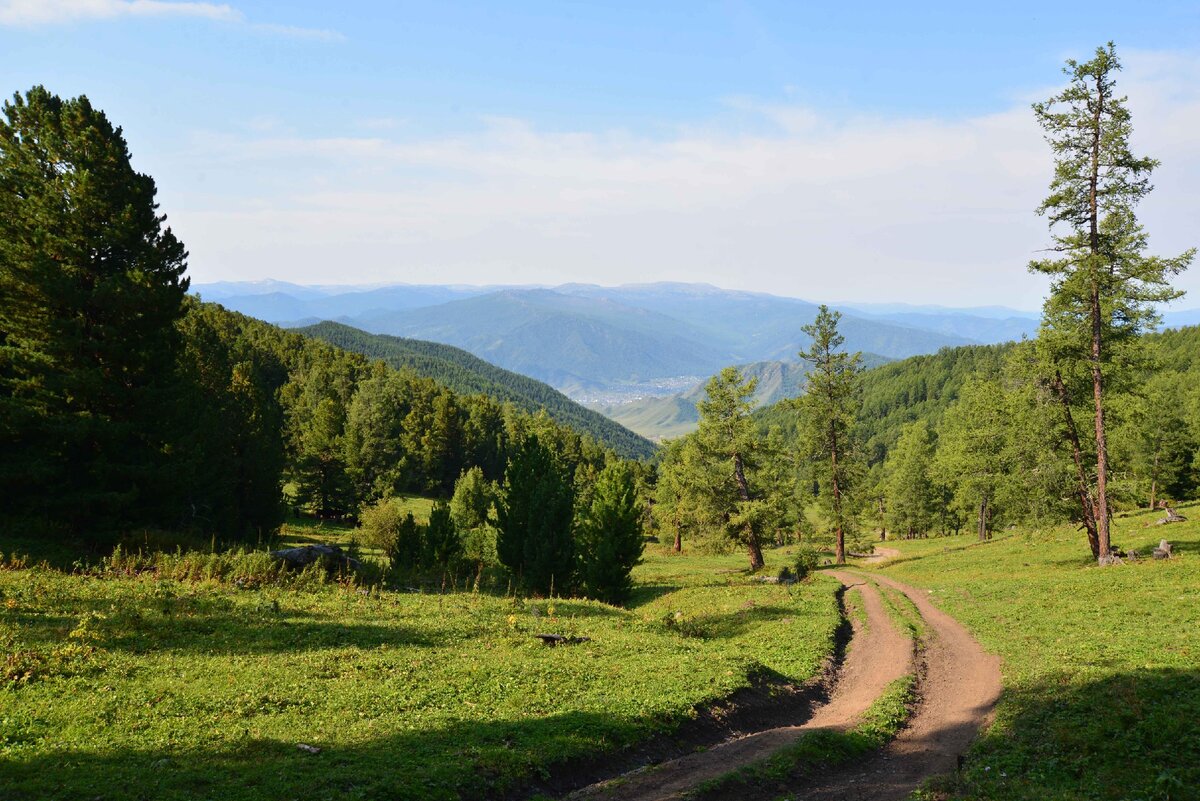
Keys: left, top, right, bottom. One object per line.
{"left": 1154, "top": 507, "right": 1187, "bottom": 525}
{"left": 297, "top": 743, "right": 322, "bottom": 754}
{"left": 1153, "top": 540, "right": 1173, "bottom": 560}
{"left": 270, "top": 544, "right": 362, "bottom": 574}
{"left": 534, "top": 633, "right": 591, "bottom": 646}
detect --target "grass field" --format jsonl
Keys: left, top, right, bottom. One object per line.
{"left": 0, "top": 530, "right": 840, "bottom": 801}
{"left": 868, "top": 503, "right": 1200, "bottom": 801}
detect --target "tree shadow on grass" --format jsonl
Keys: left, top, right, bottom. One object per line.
{"left": 626, "top": 583, "right": 683, "bottom": 608}
{"left": 13, "top": 669, "right": 1194, "bottom": 801}
{"left": 0, "top": 664, "right": 834, "bottom": 801}
{"left": 9, "top": 594, "right": 442, "bottom": 655}
{"left": 665, "top": 605, "right": 802, "bottom": 640}
{"left": 950, "top": 668, "right": 1200, "bottom": 801}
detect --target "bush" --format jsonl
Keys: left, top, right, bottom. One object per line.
{"left": 359, "top": 498, "right": 405, "bottom": 554}
{"left": 794, "top": 546, "right": 820, "bottom": 581}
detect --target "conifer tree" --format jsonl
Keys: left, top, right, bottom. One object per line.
{"left": 795, "top": 306, "right": 863, "bottom": 563}
{"left": 694, "top": 367, "right": 767, "bottom": 569}
{"left": 0, "top": 86, "right": 189, "bottom": 536}
{"left": 1031, "top": 43, "right": 1194, "bottom": 562}
{"left": 934, "top": 378, "right": 1008, "bottom": 541}
{"left": 577, "top": 461, "right": 644, "bottom": 604}
{"left": 495, "top": 435, "right": 575, "bottom": 595}
{"left": 884, "top": 421, "right": 938, "bottom": 538}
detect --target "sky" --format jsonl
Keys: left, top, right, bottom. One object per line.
{"left": 2, "top": 1, "right": 1199, "bottom": 309}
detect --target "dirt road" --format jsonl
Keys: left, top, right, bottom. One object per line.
{"left": 564, "top": 570, "right": 1001, "bottom": 801}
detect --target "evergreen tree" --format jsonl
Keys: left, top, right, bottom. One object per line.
{"left": 651, "top": 438, "right": 708, "bottom": 552}
{"left": 795, "top": 305, "right": 863, "bottom": 563}
{"left": 292, "top": 397, "right": 355, "bottom": 518}
{"left": 0, "top": 86, "right": 188, "bottom": 536}
{"left": 884, "top": 421, "right": 938, "bottom": 538}
{"left": 495, "top": 435, "right": 576, "bottom": 595}
{"left": 423, "top": 501, "right": 461, "bottom": 573}
{"left": 393, "top": 511, "right": 424, "bottom": 571}
{"left": 1126, "top": 373, "right": 1196, "bottom": 508}
{"left": 694, "top": 367, "right": 768, "bottom": 569}
{"left": 450, "top": 466, "right": 494, "bottom": 531}
{"left": 1031, "top": 43, "right": 1194, "bottom": 562}
{"left": 577, "top": 461, "right": 644, "bottom": 605}
{"left": 934, "top": 378, "right": 1008, "bottom": 541}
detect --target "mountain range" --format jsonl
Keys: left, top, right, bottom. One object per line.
{"left": 196, "top": 280, "right": 1200, "bottom": 439}
{"left": 195, "top": 281, "right": 1050, "bottom": 392}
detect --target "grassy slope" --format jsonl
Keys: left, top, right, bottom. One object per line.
{"left": 298, "top": 321, "right": 657, "bottom": 460}
{"left": 866, "top": 504, "right": 1200, "bottom": 801}
{"left": 0, "top": 536, "right": 839, "bottom": 801}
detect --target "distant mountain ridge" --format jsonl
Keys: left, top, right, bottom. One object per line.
{"left": 195, "top": 280, "right": 1200, "bottom": 407}
{"left": 297, "top": 321, "right": 656, "bottom": 460}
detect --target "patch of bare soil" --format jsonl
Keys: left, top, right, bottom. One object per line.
{"left": 857, "top": 547, "right": 902, "bottom": 564}
{"left": 564, "top": 575, "right": 913, "bottom": 801}
{"left": 777, "top": 572, "right": 1002, "bottom": 801}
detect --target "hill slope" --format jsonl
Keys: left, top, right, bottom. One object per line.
{"left": 596, "top": 354, "right": 892, "bottom": 441}
{"left": 298, "top": 321, "right": 657, "bottom": 459}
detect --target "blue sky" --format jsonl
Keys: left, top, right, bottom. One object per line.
{"left": 3, "top": 1, "right": 1199, "bottom": 307}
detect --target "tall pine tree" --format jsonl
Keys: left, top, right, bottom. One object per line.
{"left": 1031, "top": 43, "right": 1193, "bottom": 562}
{"left": 0, "top": 87, "right": 188, "bottom": 537}
{"left": 795, "top": 306, "right": 863, "bottom": 564}
{"left": 495, "top": 435, "right": 575, "bottom": 595}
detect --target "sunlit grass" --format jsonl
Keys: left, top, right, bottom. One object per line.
{"left": 0, "top": 537, "right": 841, "bottom": 800}
{"left": 874, "top": 502, "right": 1200, "bottom": 800}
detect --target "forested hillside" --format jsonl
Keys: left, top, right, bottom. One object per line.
{"left": 596, "top": 353, "right": 893, "bottom": 440}
{"left": 297, "top": 321, "right": 655, "bottom": 459}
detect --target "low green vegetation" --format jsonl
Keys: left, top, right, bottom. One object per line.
{"left": 873, "top": 505, "right": 1200, "bottom": 800}
{"left": 0, "top": 543, "right": 840, "bottom": 801}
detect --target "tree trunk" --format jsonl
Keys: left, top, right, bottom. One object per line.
{"left": 1050, "top": 372, "right": 1100, "bottom": 559}
{"left": 1149, "top": 451, "right": 1159, "bottom": 511}
{"left": 878, "top": 497, "right": 887, "bottom": 541}
{"left": 733, "top": 452, "right": 764, "bottom": 570}
{"left": 1087, "top": 72, "right": 1111, "bottom": 565}
{"left": 830, "top": 427, "right": 845, "bottom": 564}
{"left": 977, "top": 494, "right": 989, "bottom": 541}
{"left": 1091, "top": 285, "right": 1111, "bottom": 563}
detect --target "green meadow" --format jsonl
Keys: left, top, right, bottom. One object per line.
{"left": 869, "top": 504, "right": 1200, "bottom": 801}
{"left": 0, "top": 534, "right": 839, "bottom": 801}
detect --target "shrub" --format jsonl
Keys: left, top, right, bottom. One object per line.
{"left": 794, "top": 546, "right": 820, "bottom": 581}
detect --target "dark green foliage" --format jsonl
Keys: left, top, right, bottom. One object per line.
{"left": 795, "top": 305, "right": 864, "bottom": 563}
{"left": 577, "top": 461, "right": 644, "bottom": 604}
{"left": 0, "top": 86, "right": 188, "bottom": 537}
{"left": 792, "top": 546, "right": 820, "bottom": 581}
{"left": 495, "top": 435, "right": 576, "bottom": 595}
{"left": 393, "top": 512, "right": 423, "bottom": 570}
{"left": 171, "top": 300, "right": 286, "bottom": 538}
{"left": 423, "top": 501, "right": 461, "bottom": 571}
{"left": 299, "top": 321, "right": 656, "bottom": 460}
{"left": 884, "top": 421, "right": 939, "bottom": 538}
{"left": 1030, "top": 43, "right": 1193, "bottom": 560}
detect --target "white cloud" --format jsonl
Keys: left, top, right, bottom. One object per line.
{"left": 0, "top": 0, "right": 343, "bottom": 40}
{"left": 0, "top": 0, "right": 238, "bottom": 25}
{"left": 165, "top": 50, "right": 1200, "bottom": 307}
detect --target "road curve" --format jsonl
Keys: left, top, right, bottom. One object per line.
{"left": 790, "top": 571, "right": 1003, "bottom": 800}
{"left": 567, "top": 576, "right": 912, "bottom": 801}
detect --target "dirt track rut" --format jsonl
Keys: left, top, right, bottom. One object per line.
{"left": 565, "top": 570, "right": 1001, "bottom": 801}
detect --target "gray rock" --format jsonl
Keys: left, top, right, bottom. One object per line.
{"left": 270, "top": 544, "right": 362, "bottom": 573}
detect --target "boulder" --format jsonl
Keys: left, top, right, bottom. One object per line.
{"left": 270, "top": 543, "right": 362, "bottom": 574}
{"left": 1153, "top": 540, "right": 1173, "bottom": 560}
